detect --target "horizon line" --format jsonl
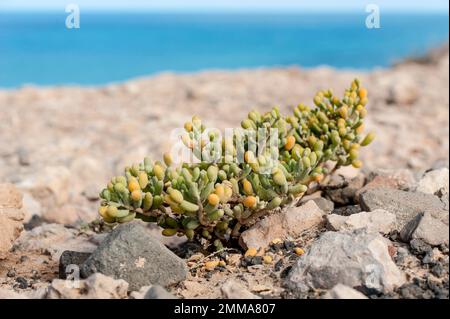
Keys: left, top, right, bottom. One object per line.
{"left": 1, "top": 8, "right": 449, "bottom": 14}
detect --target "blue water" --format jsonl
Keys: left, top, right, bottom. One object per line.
{"left": 0, "top": 12, "right": 448, "bottom": 88}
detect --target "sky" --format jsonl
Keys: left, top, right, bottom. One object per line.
{"left": 0, "top": 0, "right": 448, "bottom": 13}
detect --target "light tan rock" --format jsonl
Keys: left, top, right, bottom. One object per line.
{"left": 0, "top": 288, "right": 28, "bottom": 299}
{"left": 239, "top": 200, "right": 325, "bottom": 249}
{"left": 416, "top": 168, "right": 449, "bottom": 195}
{"left": 400, "top": 212, "right": 449, "bottom": 246}
{"left": 286, "top": 229, "right": 406, "bottom": 293}
{"left": 221, "top": 279, "right": 261, "bottom": 299}
{"left": 43, "top": 204, "right": 91, "bottom": 225}
{"left": 326, "top": 209, "right": 396, "bottom": 234}
{"left": 0, "top": 183, "right": 25, "bottom": 258}
{"left": 0, "top": 183, "right": 23, "bottom": 208}
{"left": 18, "top": 165, "right": 72, "bottom": 207}
{"left": 45, "top": 273, "right": 129, "bottom": 299}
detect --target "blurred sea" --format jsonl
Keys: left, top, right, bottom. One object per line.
{"left": 0, "top": 12, "right": 448, "bottom": 88}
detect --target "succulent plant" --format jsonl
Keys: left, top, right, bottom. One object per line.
{"left": 98, "top": 79, "right": 374, "bottom": 249}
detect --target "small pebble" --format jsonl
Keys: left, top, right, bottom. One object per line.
{"left": 251, "top": 256, "right": 263, "bottom": 265}
{"left": 294, "top": 247, "right": 305, "bottom": 256}
{"left": 274, "top": 259, "right": 283, "bottom": 272}
{"left": 284, "top": 241, "right": 295, "bottom": 250}
{"left": 245, "top": 247, "right": 258, "bottom": 257}
{"left": 263, "top": 255, "right": 273, "bottom": 264}
{"left": 15, "top": 277, "right": 28, "bottom": 289}
{"left": 7, "top": 269, "right": 16, "bottom": 278}
{"left": 205, "top": 260, "right": 219, "bottom": 271}
{"left": 19, "top": 256, "right": 29, "bottom": 263}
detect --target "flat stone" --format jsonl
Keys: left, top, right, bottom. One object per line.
{"left": 239, "top": 200, "right": 325, "bottom": 250}
{"left": 416, "top": 168, "right": 449, "bottom": 195}
{"left": 310, "top": 197, "right": 334, "bottom": 214}
{"left": 359, "top": 188, "right": 448, "bottom": 231}
{"left": 81, "top": 222, "right": 188, "bottom": 291}
{"left": 326, "top": 209, "right": 396, "bottom": 234}
{"left": 355, "top": 175, "right": 413, "bottom": 202}
{"left": 366, "top": 168, "right": 416, "bottom": 190}
{"left": 322, "top": 284, "right": 368, "bottom": 299}
{"left": 285, "top": 229, "right": 405, "bottom": 294}
{"left": 400, "top": 212, "right": 449, "bottom": 246}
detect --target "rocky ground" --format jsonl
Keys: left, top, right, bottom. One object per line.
{"left": 0, "top": 45, "right": 448, "bottom": 299}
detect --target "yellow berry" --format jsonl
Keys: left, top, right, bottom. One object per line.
{"left": 128, "top": 180, "right": 140, "bottom": 192}
{"left": 294, "top": 247, "right": 305, "bottom": 256}
{"left": 271, "top": 238, "right": 283, "bottom": 245}
{"left": 243, "top": 196, "right": 256, "bottom": 208}
{"left": 131, "top": 190, "right": 142, "bottom": 201}
{"left": 263, "top": 255, "right": 273, "bottom": 264}
{"left": 358, "top": 107, "right": 367, "bottom": 118}
{"left": 184, "top": 121, "right": 193, "bottom": 132}
{"left": 349, "top": 149, "right": 359, "bottom": 160}
{"left": 352, "top": 159, "right": 363, "bottom": 168}
{"left": 361, "top": 132, "right": 375, "bottom": 146}
{"left": 313, "top": 174, "right": 324, "bottom": 182}
{"left": 138, "top": 171, "right": 148, "bottom": 189}
{"left": 163, "top": 152, "right": 172, "bottom": 167}
{"left": 208, "top": 193, "right": 220, "bottom": 206}
{"left": 284, "top": 135, "right": 296, "bottom": 151}
{"left": 338, "top": 105, "right": 348, "bottom": 119}
{"left": 162, "top": 228, "right": 177, "bottom": 237}
{"left": 98, "top": 206, "right": 108, "bottom": 218}
{"left": 242, "top": 179, "right": 253, "bottom": 195}
{"left": 244, "top": 151, "right": 255, "bottom": 163}
{"left": 214, "top": 184, "right": 225, "bottom": 199}
{"left": 245, "top": 247, "right": 258, "bottom": 257}
{"left": 356, "top": 123, "right": 365, "bottom": 134}
{"left": 169, "top": 189, "right": 184, "bottom": 204}
{"left": 359, "top": 88, "right": 368, "bottom": 100}
{"left": 153, "top": 165, "right": 165, "bottom": 180}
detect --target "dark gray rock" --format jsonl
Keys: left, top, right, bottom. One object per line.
{"left": 359, "top": 188, "right": 448, "bottom": 231}
{"left": 324, "top": 175, "right": 365, "bottom": 205}
{"left": 144, "top": 285, "right": 177, "bottom": 299}
{"left": 400, "top": 212, "right": 449, "bottom": 246}
{"left": 332, "top": 205, "right": 362, "bottom": 216}
{"left": 410, "top": 239, "right": 432, "bottom": 255}
{"left": 59, "top": 250, "right": 91, "bottom": 279}
{"left": 81, "top": 222, "right": 188, "bottom": 291}
{"left": 285, "top": 229, "right": 405, "bottom": 294}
